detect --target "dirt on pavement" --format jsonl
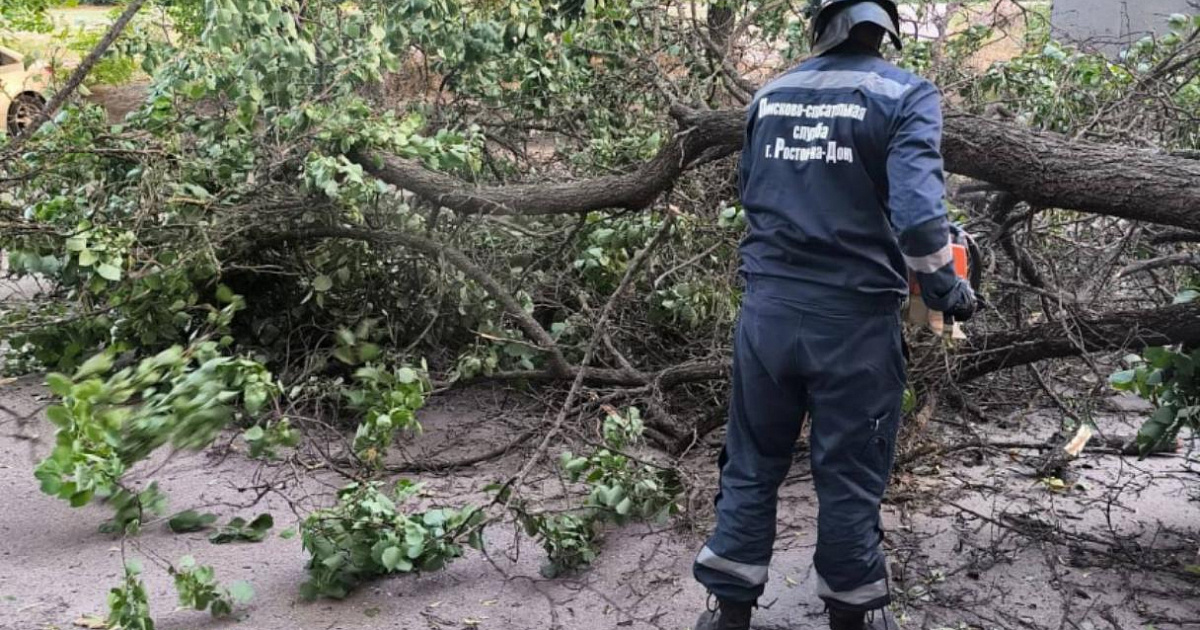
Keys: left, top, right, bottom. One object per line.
{"left": 1, "top": 373, "right": 1198, "bottom": 630}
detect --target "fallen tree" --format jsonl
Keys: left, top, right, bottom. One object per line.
{"left": 7, "top": 5, "right": 1200, "bottom": 624}
{"left": 4, "top": 0, "right": 1199, "bottom": 455}
{"left": 338, "top": 102, "right": 1200, "bottom": 433}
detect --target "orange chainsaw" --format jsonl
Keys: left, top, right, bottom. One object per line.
{"left": 906, "top": 227, "right": 981, "bottom": 339}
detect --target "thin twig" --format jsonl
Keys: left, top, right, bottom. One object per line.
{"left": 502, "top": 213, "right": 677, "bottom": 500}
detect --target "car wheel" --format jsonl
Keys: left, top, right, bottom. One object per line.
{"left": 7, "top": 93, "right": 46, "bottom": 136}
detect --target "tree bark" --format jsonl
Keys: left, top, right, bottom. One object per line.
{"left": 342, "top": 106, "right": 1200, "bottom": 389}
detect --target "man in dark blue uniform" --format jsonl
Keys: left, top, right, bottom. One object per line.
{"left": 693, "top": 2, "right": 976, "bottom": 629}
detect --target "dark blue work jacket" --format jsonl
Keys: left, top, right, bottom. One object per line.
{"left": 739, "top": 51, "right": 956, "bottom": 309}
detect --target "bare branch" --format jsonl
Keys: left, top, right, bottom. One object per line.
{"left": 1118, "top": 253, "right": 1200, "bottom": 277}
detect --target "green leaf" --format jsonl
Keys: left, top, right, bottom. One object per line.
{"left": 248, "top": 513, "right": 274, "bottom": 532}
{"left": 332, "top": 346, "right": 355, "bottom": 365}
{"left": 1109, "top": 370, "right": 1136, "bottom": 387}
{"left": 417, "top": 555, "right": 441, "bottom": 572}
{"left": 78, "top": 249, "right": 98, "bottom": 267}
{"left": 422, "top": 510, "right": 445, "bottom": 527}
{"left": 228, "top": 581, "right": 255, "bottom": 603}
{"left": 396, "top": 367, "right": 418, "bottom": 384}
{"left": 168, "top": 510, "right": 217, "bottom": 533}
{"left": 279, "top": 528, "right": 296, "bottom": 540}
{"left": 313, "top": 275, "right": 333, "bottom": 292}
{"left": 563, "top": 457, "right": 589, "bottom": 474}
{"left": 615, "top": 496, "right": 632, "bottom": 516}
{"left": 243, "top": 426, "right": 265, "bottom": 441}
{"left": 65, "top": 236, "right": 87, "bottom": 251}
{"left": 46, "top": 405, "right": 72, "bottom": 427}
{"left": 298, "top": 581, "right": 321, "bottom": 601}
{"left": 1144, "top": 347, "right": 1174, "bottom": 369}
{"left": 74, "top": 353, "right": 113, "bottom": 379}
{"left": 216, "top": 284, "right": 236, "bottom": 304}
{"left": 45, "top": 373, "right": 72, "bottom": 396}
{"left": 1137, "top": 406, "right": 1178, "bottom": 456}
{"left": 380, "top": 546, "right": 403, "bottom": 571}
{"left": 69, "top": 488, "right": 94, "bottom": 507}
{"left": 603, "top": 485, "right": 625, "bottom": 508}
{"left": 359, "top": 343, "right": 381, "bottom": 361}
{"left": 96, "top": 263, "right": 123, "bottom": 281}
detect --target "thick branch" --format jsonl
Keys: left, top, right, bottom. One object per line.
{"left": 952, "top": 302, "right": 1200, "bottom": 382}
{"left": 275, "top": 225, "right": 1200, "bottom": 387}
{"left": 352, "top": 106, "right": 742, "bottom": 216}
{"left": 483, "top": 300, "right": 1200, "bottom": 392}
{"left": 476, "top": 302, "right": 1200, "bottom": 387}
{"left": 990, "top": 192, "right": 1047, "bottom": 289}
{"left": 354, "top": 109, "right": 1200, "bottom": 231}
{"left": 941, "top": 114, "right": 1200, "bottom": 232}
{"left": 1150, "top": 230, "right": 1200, "bottom": 245}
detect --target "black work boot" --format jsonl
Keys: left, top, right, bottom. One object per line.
{"left": 829, "top": 607, "right": 897, "bottom": 630}
{"left": 694, "top": 597, "right": 753, "bottom": 630}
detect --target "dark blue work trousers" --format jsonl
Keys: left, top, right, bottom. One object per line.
{"left": 694, "top": 277, "right": 905, "bottom": 612}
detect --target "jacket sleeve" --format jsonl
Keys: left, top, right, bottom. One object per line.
{"left": 887, "top": 80, "right": 965, "bottom": 312}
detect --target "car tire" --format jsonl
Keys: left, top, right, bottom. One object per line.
{"left": 7, "top": 92, "right": 46, "bottom": 136}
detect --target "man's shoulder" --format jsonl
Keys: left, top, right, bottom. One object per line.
{"left": 755, "top": 55, "right": 934, "bottom": 103}
{"left": 868, "top": 59, "right": 934, "bottom": 93}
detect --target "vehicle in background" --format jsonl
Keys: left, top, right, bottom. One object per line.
{"left": 0, "top": 46, "right": 50, "bottom": 136}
